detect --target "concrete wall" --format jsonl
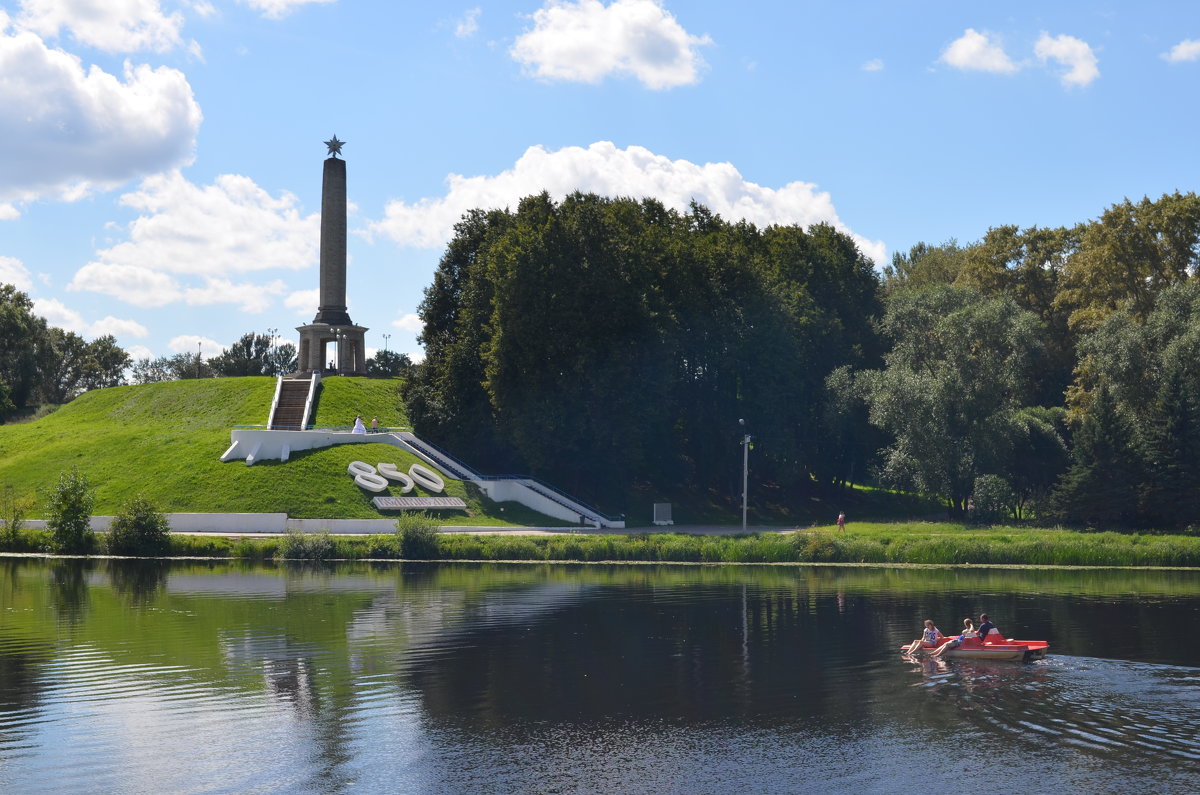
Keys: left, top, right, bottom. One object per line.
{"left": 222, "top": 429, "right": 414, "bottom": 464}
{"left": 475, "top": 479, "right": 622, "bottom": 528}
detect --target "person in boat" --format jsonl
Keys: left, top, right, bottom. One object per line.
{"left": 976, "top": 613, "right": 1000, "bottom": 643}
{"left": 930, "top": 618, "right": 976, "bottom": 657}
{"left": 905, "top": 619, "right": 944, "bottom": 654}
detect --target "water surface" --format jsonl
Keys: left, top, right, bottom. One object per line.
{"left": 1, "top": 560, "right": 1198, "bottom": 793}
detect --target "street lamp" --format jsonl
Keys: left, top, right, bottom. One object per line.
{"left": 197, "top": 341, "right": 202, "bottom": 379}
{"left": 382, "top": 333, "right": 391, "bottom": 353}
{"left": 266, "top": 327, "right": 277, "bottom": 374}
{"left": 328, "top": 326, "right": 344, "bottom": 372}
{"left": 739, "top": 419, "right": 751, "bottom": 533}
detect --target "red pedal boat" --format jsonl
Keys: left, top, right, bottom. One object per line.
{"left": 902, "top": 635, "right": 1049, "bottom": 662}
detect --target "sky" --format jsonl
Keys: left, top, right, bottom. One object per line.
{"left": 1, "top": 0, "right": 1198, "bottom": 366}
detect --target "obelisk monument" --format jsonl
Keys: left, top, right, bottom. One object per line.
{"left": 296, "top": 136, "right": 368, "bottom": 375}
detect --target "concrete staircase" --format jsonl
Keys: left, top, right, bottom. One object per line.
{"left": 269, "top": 378, "right": 312, "bottom": 430}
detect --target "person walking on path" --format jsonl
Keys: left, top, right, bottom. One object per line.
{"left": 370, "top": 416, "right": 379, "bottom": 433}
{"left": 352, "top": 415, "right": 366, "bottom": 434}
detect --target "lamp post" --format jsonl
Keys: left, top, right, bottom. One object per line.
{"left": 197, "top": 341, "right": 202, "bottom": 379}
{"left": 382, "top": 333, "right": 391, "bottom": 353}
{"left": 266, "top": 327, "right": 277, "bottom": 375}
{"left": 329, "top": 327, "right": 344, "bottom": 373}
{"left": 739, "top": 419, "right": 751, "bottom": 533}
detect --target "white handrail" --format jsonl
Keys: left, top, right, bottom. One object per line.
{"left": 300, "top": 372, "right": 321, "bottom": 429}
{"left": 266, "top": 375, "right": 284, "bottom": 428}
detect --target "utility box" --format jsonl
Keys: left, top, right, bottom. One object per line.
{"left": 652, "top": 503, "right": 674, "bottom": 526}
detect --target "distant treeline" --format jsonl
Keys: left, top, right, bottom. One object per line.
{"left": 0, "top": 310, "right": 413, "bottom": 422}
{"left": 404, "top": 190, "right": 1200, "bottom": 530}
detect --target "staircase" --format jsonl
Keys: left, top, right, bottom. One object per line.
{"left": 269, "top": 378, "right": 312, "bottom": 430}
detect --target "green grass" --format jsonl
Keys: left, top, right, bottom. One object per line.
{"left": 5, "top": 522, "right": 1197, "bottom": 567}
{"left": 0, "top": 377, "right": 559, "bottom": 524}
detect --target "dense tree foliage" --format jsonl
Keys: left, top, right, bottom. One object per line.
{"left": 404, "top": 193, "right": 881, "bottom": 506}
{"left": 210, "top": 332, "right": 297, "bottom": 377}
{"left": 0, "top": 285, "right": 131, "bottom": 419}
{"left": 365, "top": 350, "right": 415, "bottom": 379}
{"left": 405, "top": 189, "right": 1200, "bottom": 527}
{"left": 857, "top": 286, "right": 1050, "bottom": 513}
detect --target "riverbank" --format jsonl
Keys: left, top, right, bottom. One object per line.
{"left": 4, "top": 522, "right": 1199, "bottom": 567}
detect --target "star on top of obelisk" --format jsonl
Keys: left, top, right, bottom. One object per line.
{"left": 324, "top": 135, "right": 345, "bottom": 158}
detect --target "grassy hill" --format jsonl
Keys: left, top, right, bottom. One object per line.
{"left": 0, "top": 377, "right": 553, "bottom": 523}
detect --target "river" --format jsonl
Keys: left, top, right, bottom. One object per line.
{"left": 1, "top": 559, "right": 1197, "bottom": 793}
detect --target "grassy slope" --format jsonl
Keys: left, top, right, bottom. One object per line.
{"left": 0, "top": 377, "right": 559, "bottom": 523}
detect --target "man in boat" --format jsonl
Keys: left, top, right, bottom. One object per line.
{"left": 977, "top": 613, "right": 1000, "bottom": 643}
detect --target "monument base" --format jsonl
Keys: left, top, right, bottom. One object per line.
{"left": 296, "top": 323, "right": 369, "bottom": 376}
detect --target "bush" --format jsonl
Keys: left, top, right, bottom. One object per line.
{"left": 1, "top": 485, "right": 34, "bottom": 547}
{"left": 107, "top": 496, "right": 171, "bottom": 556}
{"left": 972, "top": 475, "right": 1017, "bottom": 524}
{"left": 278, "top": 529, "right": 337, "bottom": 560}
{"left": 396, "top": 513, "right": 440, "bottom": 559}
{"left": 45, "top": 468, "right": 95, "bottom": 554}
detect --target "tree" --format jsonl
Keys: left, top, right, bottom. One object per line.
{"left": 366, "top": 350, "right": 414, "bottom": 379}
{"left": 1053, "top": 385, "right": 1141, "bottom": 527}
{"left": 107, "top": 496, "right": 171, "bottom": 556}
{"left": 210, "top": 333, "right": 273, "bottom": 376}
{"left": 130, "top": 357, "right": 174, "bottom": 384}
{"left": 859, "top": 286, "right": 1045, "bottom": 513}
{"left": 79, "top": 335, "right": 130, "bottom": 390}
{"left": 0, "top": 284, "right": 48, "bottom": 411}
{"left": 265, "top": 342, "right": 297, "bottom": 377}
{"left": 37, "top": 328, "right": 91, "bottom": 403}
{"left": 1056, "top": 192, "right": 1200, "bottom": 332}
{"left": 45, "top": 468, "right": 95, "bottom": 553}
{"left": 405, "top": 193, "right": 885, "bottom": 508}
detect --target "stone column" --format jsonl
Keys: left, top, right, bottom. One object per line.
{"left": 313, "top": 157, "right": 350, "bottom": 325}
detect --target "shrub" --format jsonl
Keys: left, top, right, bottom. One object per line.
{"left": 1, "top": 486, "right": 34, "bottom": 547}
{"left": 45, "top": 468, "right": 95, "bottom": 554}
{"left": 396, "top": 513, "right": 439, "bottom": 559}
{"left": 972, "top": 475, "right": 1017, "bottom": 524}
{"left": 278, "top": 529, "right": 337, "bottom": 560}
{"left": 107, "top": 496, "right": 171, "bottom": 556}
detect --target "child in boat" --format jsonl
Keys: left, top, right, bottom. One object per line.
{"left": 930, "top": 618, "right": 976, "bottom": 657}
{"left": 905, "top": 620, "right": 943, "bottom": 654}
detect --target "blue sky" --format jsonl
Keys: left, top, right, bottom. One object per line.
{"left": 1, "top": 0, "right": 1197, "bottom": 364}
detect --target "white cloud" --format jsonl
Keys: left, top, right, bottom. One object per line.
{"left": 168, "top": 333, "right": 223, "bottom": 355}
{"left": 68, "top": 171, "right": 318, "bottom": 309}
{"left": 17, "top": 0, "right": 186, "bottom": 53}
{"left": 0, "top": 255, "right": 34, "bottom": 290}
{"left": 126, "top": 343, "right": 153, "bottom": 361}
{"left": 511, "top": 0, "right": 712, "bottom": 90}
{"left": 0, "top": 26, "right": 201, "bottom": 206}
{"left": 33, "top": 297, "right": 86, "bottom": 332}
{"left": 31, "top": 296, "right": 148, "bottom": 339}
{"left": 89, "top": 315, "right": 149, "bottom": 338}
{"left": 1034, "top": 32, "right": 1099, "bottom": 87}
{"left": 184, "top": 0, "right": 217, "bottom": 19}
{"left": 95, "top": 171, "right": 319, "bottom": 276}
{"left": 862, "top": 58, "right": 883, "bottom": 72}
{"left": 0, "top": 203, "right": 19, "bottom": 220}
{"left": 69, "top": 261, "right": 181, "bottom": 306}
{"left": 455, "top": 7, "right": 480, "bottom": 38}
{"left": 285, "top": 288, "right": 319, "bottom": 314}
{"left": 183, "top": 277, "right": 287, "bottom": 313}
{"left": 371, "top": 141, "right": 885, "bottom": 265}
{"left": 240, "top": 0, "right": 334, "bottom": 20}
{"left": 1162, "top": 39, "right": 1200, "bottom": 64}
{"left": 393, "top": 313, "right": 422, "bottom": 332}
{"left": 940, "top": 28, "right": 1018, "bottom": 74}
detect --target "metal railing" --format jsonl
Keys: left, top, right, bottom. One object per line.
{"left": 232, "top": 424, "right": 412, "bottom": 433}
